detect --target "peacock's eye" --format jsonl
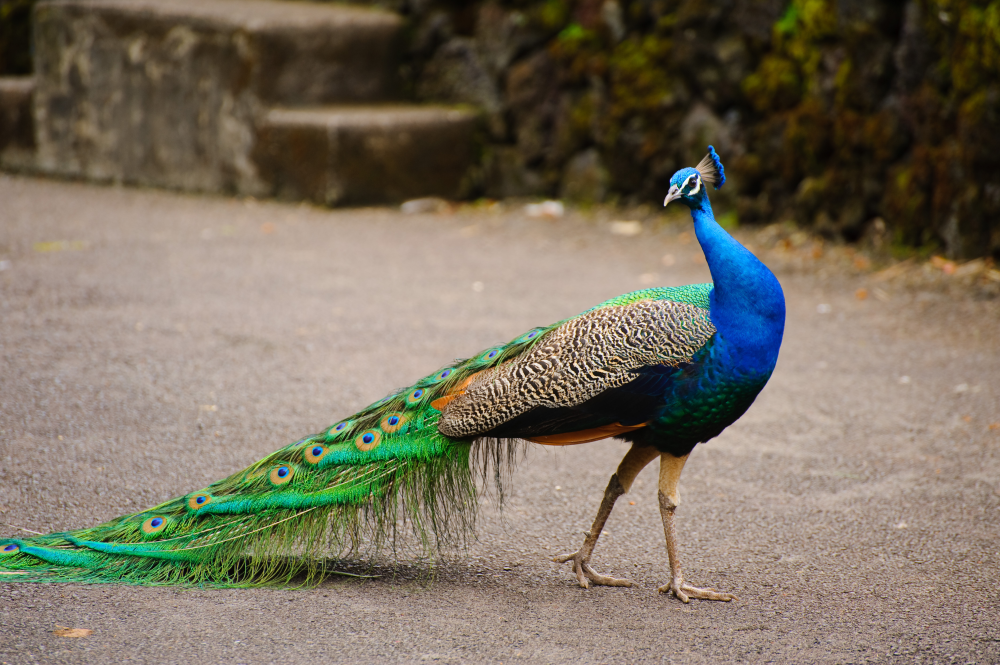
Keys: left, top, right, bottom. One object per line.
{"left": 683, "top": 174, "right": 702, "bottom": 196}
{"left": 141, "top": 515, "right": 169, "bottom": 534}
{"left": 269, "top": 465, "right": 294, "bottom": 485}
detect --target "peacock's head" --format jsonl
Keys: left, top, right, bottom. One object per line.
{"left": 663, "top": 146, "right": 726, "bottom": 209}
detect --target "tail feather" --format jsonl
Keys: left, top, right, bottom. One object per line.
{"left": 0, "top": 320, "right": 561, "bottom": 587}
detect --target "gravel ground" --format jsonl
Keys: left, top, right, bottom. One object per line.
{"left": 0, "top": 175, "right": 998, "bottom": 664}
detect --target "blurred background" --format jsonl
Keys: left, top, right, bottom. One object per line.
{"left": 1, "top": 0, "right": 998, "bottom": 260}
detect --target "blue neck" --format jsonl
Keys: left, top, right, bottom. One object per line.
{"left": 691, "top": 199, "right": 785, "bottom": 372}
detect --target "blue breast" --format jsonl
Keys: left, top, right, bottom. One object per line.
{"left": 641, "top": 198, "right": 785, "bottom": 450}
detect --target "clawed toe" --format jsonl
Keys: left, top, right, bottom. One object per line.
{"left": 581, "top": 562, "right": 634, "bottom": 587}
{"left": 657, "top": 580, "right": 735, "bottom": 603}
{"left": 553, "top": 551, "right": 635, "bottom": 589}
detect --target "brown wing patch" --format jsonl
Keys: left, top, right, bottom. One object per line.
{"left": 527, "top": 422, "right": 647, "bottom": 446}
{"left": 438, "top": 300, "right": 716, "bottom": 439}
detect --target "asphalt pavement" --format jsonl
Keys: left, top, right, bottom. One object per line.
{"left": 1, "top": 175, "right": 998, "bottom": 664}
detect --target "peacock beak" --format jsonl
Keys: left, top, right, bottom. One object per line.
{"left": 663, "top": 185, "right": 681, "bottom": 206}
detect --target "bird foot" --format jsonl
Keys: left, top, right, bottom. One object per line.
{"left": 552, "top": 550, "right": 635, "bottom": 589}
{"left": 657, "top": 578, "right": 735, "bottom": 603}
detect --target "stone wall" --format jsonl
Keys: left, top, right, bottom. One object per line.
{"left": 365, "top": 0, "right": 999, "bottom": 259}
{"left": 4, "top": 0, "right": 998, "bottom": 258}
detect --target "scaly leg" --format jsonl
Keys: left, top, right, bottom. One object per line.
{"left": 657, "top": 452, "right": 734, "bottom": 602}
{"left": 553, "top": 443, "right": 659, "bottom": 588}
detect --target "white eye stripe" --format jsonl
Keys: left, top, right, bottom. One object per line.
{"left": 687, "top": 174, "right": 701, "bottom": 196}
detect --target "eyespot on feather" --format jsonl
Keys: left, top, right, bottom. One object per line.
{"left": 372, "top": 393, "right": 397, "bottom": 407}
{"left": 141, "top": 515, "right": 168, "bottom": 535}
{"left": 482, "top": 348, "right": 501, "bottom": 362}
{"left": 518, "top": 329, "right": 543, "bottom": 343}
{"left": 417, "top": 368, "right": 455, "bottom": 387}
{"left": 304, "top": 444, "right": 328, "bottom": 464}
{"left": 405, "top": 388, "right": 425, "bottom": 406}
{"left": 355, "top": 430, "right": 381, "bottom": 451}
{"left": 187, "top": 492, "right": 213, "bottom": 511}
{"left": 269, "top": 465, "right": 294, "bottom": 485}
{"left": 326, "top": 420, "right": 352, "bottom": 440}
{"left": 1, "top": 543, "right": 19, "bottom": 554}
{"left": 381, "top": 413, "right": 407, "bottom": 433}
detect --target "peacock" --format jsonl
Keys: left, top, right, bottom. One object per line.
{"left": 0, "top": 147, "right": 785, "bottom": 602}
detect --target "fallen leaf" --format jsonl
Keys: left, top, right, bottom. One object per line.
{"left": 260, "top": 222, "right": 276, "bottom": 234}
{"left": 629, "top": 501, "right": 636, "bottom": 506}
{"left": 930, "top": 255, "right": 956, "bottom": 274}
{"left": 53, "top": 625, "right": 92, "bottom": 638}
{"left": 855, "top": 288, "right": 868, "bottom": 300}
{"left": 852, "top": 256, "right": 871, "bottom": 270}
{"left": 989, "top": 423, "right": 999, "bottom": 430}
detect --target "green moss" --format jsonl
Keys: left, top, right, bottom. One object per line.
{"left": 940, "top": 1, "right": 1000, "bottom": 95}
{"left": 607, "top": 35, "right": 673, "bottom": 120}
{"left": 474, "top": 0, "right": 1000, "bottom": 256}
{"left": 549, "top": 21, "right": 678, "bottom": 161}
{"left": 775, "top": 4, "right": 800, "bottom": 36}
{"left": 742, "top": 55, "right": 802, "bottom": 112}
{"left": 532, "top": 0, "right": 570, "bottom": 32}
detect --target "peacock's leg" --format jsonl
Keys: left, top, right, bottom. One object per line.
{"left": 656, "top": 452, "right": 734, "bottom": 602}
{"left": 553, "top": 443, "right": 659, "bottom": 588}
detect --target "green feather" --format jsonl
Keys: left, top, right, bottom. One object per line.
{"left": 0, "top": 317, "right": 560, "bottom": 587}
{"left": 587, "top": 283, "right": 713, "bottom": 311}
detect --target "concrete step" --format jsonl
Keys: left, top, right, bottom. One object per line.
{"left": 31, "top": 0, "right": 405, "bottom": 194}
{"left": 0, "top": 77, "right": 35, "bottom": 171}
{"left": 36, "top": 0, "right": 403, "bottom": 105}
{"left": 255, "top": 106, "right": 479, "bottom": 206}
